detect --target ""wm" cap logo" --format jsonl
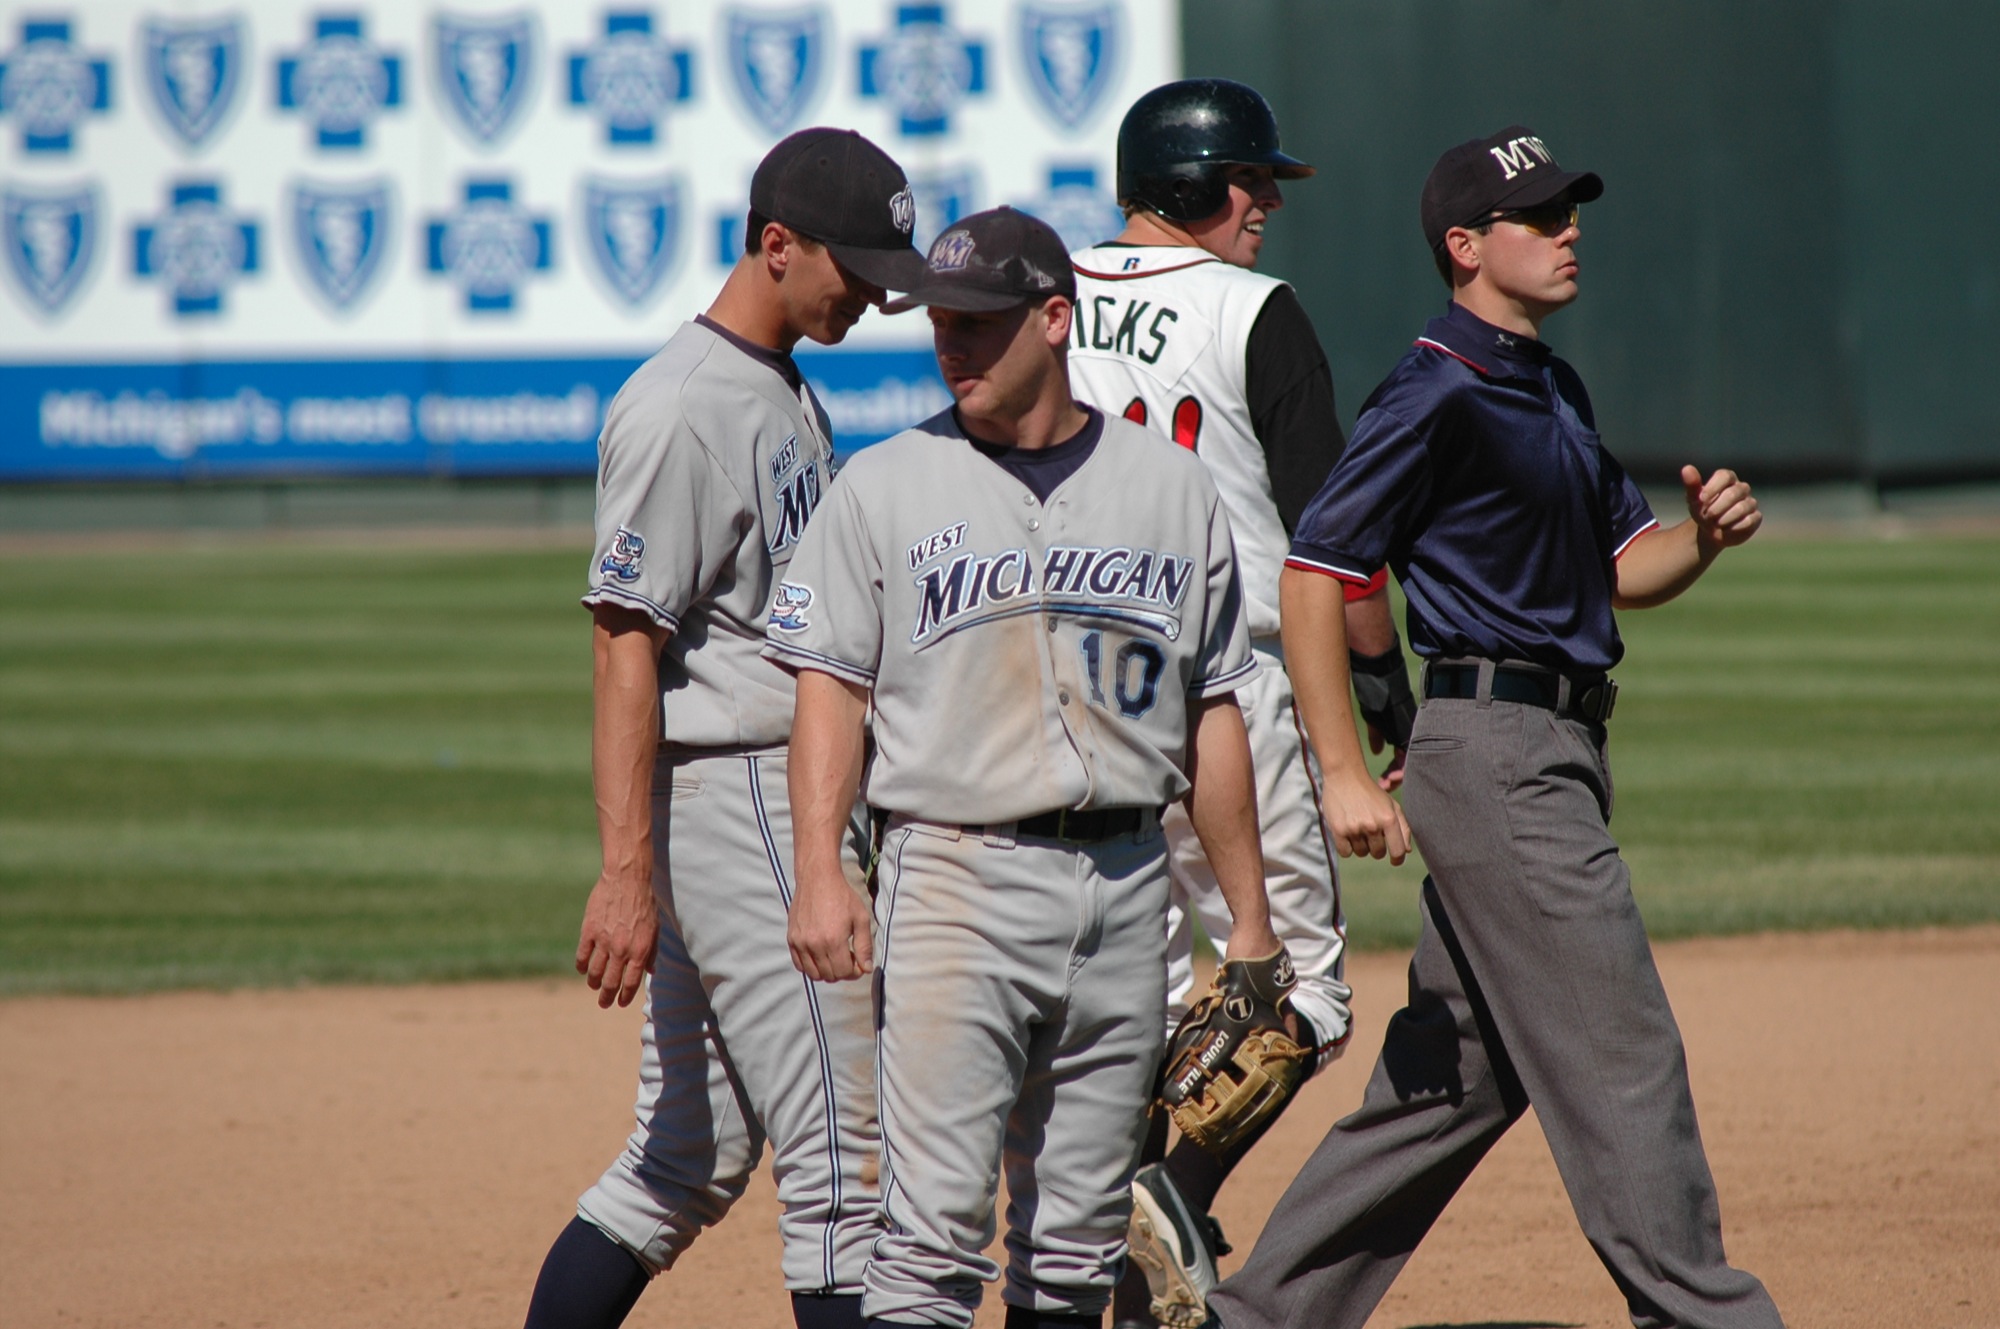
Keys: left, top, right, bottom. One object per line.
{"left": 1488, "top": 136, "right": 1554, "bottom": 180}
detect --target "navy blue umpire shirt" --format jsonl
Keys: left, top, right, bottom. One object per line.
{"left": 1287, "top": 301, "right": 1658, "bottom": 676}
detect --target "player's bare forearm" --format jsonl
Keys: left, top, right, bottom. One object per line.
{"left": 786, "top": 669, "right": 875, "bottom": 982}
{"left": 581, "top": 606, "right": 669, "bottom": 1008}
{"left": 1614, "top": 465, "right": 1762, "bottom": 609}
{"left": 1281, "top": 569, "right": 1369, "bottom": 781}
{"left": 1183, "top": 693, "right": 1278, "bottom": 958}
{"left": 1280, "top": 567, "right": 1412, "bottom": 863}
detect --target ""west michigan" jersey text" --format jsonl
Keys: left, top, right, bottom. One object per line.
{"left": 911, "top": 543, "right": 1195, "bottom": 644}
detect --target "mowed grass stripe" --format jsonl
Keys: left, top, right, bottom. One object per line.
{"left": 0, "top": 718, "right": 586, "bottom": 775}
{"left": 2, "top": 536, "right": 1997, "bottom": 993}
{"left": 0, "top": 545, "right": 597, "bottom": 994}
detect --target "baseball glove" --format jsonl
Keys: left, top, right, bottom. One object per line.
{"left": 1159, "top": 947, "right": 1309, "bottom": 1155}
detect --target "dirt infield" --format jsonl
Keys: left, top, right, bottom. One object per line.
{"left": 3, "top": 926, "right": 1995, "bottom": 1329}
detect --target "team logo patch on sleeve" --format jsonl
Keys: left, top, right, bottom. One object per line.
{"left": 769, "top": 581, "right": 813, "bottom": 631}
{"left": 599, "top": 526, "right": 645, "bottom": 581}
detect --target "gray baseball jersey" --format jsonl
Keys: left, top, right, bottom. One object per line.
{"left": 762, "top": 410, "right": 1257, "bottom": 824}
{"left": 570, "top": 319, "right": 879, "bottom": 1294}
{"left": 583, "top": 318, "right": 836, "bottom": 749}
{"left": 764, "top": 404, "right": 1255, "bottom": 1326}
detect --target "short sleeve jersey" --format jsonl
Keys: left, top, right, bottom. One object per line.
{"left": 762, "top": 411, "right": 1257, "bottom": 825}
{"left": 582, "top": 319, "right": 836, "bottom": 749}
{"left": 1286, "top": 302, "right": 1658, "bottom": 675}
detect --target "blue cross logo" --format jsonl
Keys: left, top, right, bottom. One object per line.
{"left": 1017, "top": 164, "right": 1123, "bottom": 252}
{"left": 567, "top": 11, "right": 692, "bottom": 147}
{"left": 275, "top": 14, "right": 402, "bottom": 150}
{"left": 0, "top": 18, "right": 112, "bottom": 153}
{"left": 858, "top": 3, "right": 986, "bottom": 137}
{"left": 132, "top": 181, "right": 259, "bottom": 317}
{"left": 425, "top": 179, "right": 553, "bottom": 313}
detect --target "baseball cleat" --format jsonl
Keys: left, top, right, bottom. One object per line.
{"left": 1127, "top": 1163, "right": 1219, "bottom": 1329}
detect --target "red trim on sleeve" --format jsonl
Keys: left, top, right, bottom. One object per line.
{"left": 1284, "top": 555, "right": 1378, "bottom": 590}
{"left": 1341, "top": 566, "right": 1389, "bottom": 602}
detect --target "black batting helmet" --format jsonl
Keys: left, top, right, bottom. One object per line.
{"left": 1116, "top": 79, "right": 1314, "bottom": 222}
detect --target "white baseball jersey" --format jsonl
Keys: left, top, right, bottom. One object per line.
{"left": 1070, "top": 246, "right": 1356, "bottom": 1062}
{"left": 583, "top": 318, "right": 836, "bottom": 749}
{"left": 1068, "top": 244, "right": 1293, "bottom": 640}
{"left": 763, "top": 410, "right": 1257, "bottom": 825}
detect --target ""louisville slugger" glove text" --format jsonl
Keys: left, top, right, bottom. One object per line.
{"left": 1159, "top": 947, "right": 1309, "bottom": 1155}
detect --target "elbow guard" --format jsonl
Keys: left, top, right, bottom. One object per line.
{"left": 1349, "top": 632, "right": 1417, "bottom": 749}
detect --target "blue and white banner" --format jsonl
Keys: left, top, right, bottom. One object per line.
{"left": 0, "top": 0, "right": 1174, "bottom": 481}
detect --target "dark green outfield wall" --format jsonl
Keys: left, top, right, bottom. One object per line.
{"left": 1180, "top": 1, "right": 2000, "bottom": 484}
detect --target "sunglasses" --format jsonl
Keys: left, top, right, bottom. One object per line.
{"left": 1481, "top": 200, "right": 1580, "bottom": 238}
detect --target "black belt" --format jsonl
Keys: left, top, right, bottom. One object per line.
{"left": 965, "top": 806, "right": 1151, "bottom": 843}
{"left": 1423, "top": 662, "right": 1618, "bottom": 723}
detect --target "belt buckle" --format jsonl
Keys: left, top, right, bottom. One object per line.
{"left": 1576, "top": 679, "right": 1618, "bottom": 722}
{"left": 1054, "top": 808, "right": 1072, "bottom": 840}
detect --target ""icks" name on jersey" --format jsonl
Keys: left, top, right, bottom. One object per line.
{"left": 911, "top": 544, "right": 1195, "bottom": 646}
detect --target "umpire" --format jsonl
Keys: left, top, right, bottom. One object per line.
{"left": 1207, "top": 128, "right": 1785, "bottom": 1329}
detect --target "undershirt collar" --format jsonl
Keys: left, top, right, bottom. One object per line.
{"left": 695, "top": 313, "right": 804, "bottom": 392}
{"left": 962, "top": 405, "right": 1104, "bottom": 504}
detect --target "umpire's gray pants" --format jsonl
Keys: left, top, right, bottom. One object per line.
{"left": 1209, "top": 696, "right": 1783, "bottom": 1329}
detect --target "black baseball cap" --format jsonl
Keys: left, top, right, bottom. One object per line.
{"left": 1420, "top": 125, "right": 1603, "bottom": 252}
{"left": 751, "top": 127, "right": 927, "bottom": 291}
{"left": 882, "top": 207, "right": 1077, "bottom": 314}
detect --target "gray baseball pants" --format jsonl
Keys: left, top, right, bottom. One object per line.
{"left": 863, "top": 816, "right": 1170, "bottom": 1327}
{"left": 577, "top": 749, "right": 880, "bottom": 1292}
{"left": 1209, "top": 693, "right": 1783, "bottom": 1329}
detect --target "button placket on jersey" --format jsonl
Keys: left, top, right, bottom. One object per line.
{"left": 796, "top": 383, "right": 838, "bottom": 479}
{"left": 1036, "top": 496, "right": 1102, "bottom": 798}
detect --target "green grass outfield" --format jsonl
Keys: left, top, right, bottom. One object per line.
{"left": 1, "top": 535, "right": 1995, "bottom": 995}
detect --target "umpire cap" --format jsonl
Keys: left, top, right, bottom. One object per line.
{"left": 1421, "top": 126, "right": 1603, "bottom": 253}
{"left": 1117, "top": 78, "right": 1313, "bottom": 222}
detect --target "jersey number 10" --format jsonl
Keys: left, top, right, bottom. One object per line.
{"left": 1079, "top": 630, "right": 1166, "bottom": 718}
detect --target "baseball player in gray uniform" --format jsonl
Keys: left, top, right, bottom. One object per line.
{"left": 765, "top": 206, "right": 1283, "bottom": 1329}
{"left": 1066, "top": 80, "right": 1416, "bottom": 1329}
{"left": 521, "top": 128, "right": 924, "bottom": 1329}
